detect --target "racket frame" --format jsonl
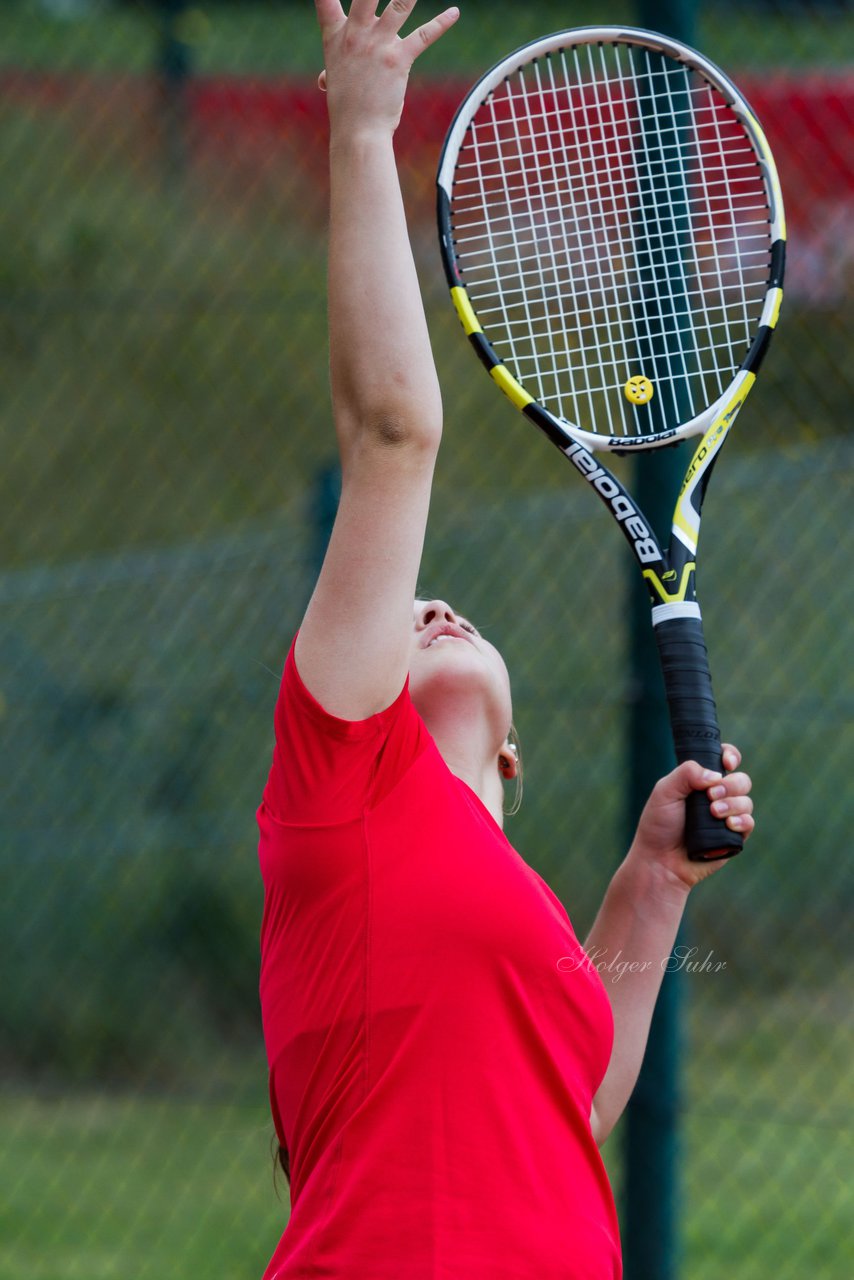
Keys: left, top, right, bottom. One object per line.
{"left": 437, "top": 26, "right": 786, "bottom": 859}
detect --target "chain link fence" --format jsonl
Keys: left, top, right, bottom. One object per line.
{"left": 1, "top": 1, "right": 851, "bottom": 1276}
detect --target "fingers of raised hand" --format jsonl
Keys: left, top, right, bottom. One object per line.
{"left": 315, "top": 0, "right": 346, "bottom": 31}
{"left": 721, "top": 742, "right": 742, "bottom": 773}
{"left": 377, "top": 0, "right": 420, "bottom": 36}
{"left": 343, "top": 0, "right": 381, "bottom": 25}
{"left": 401, "top": 5, "right": 460, "bottom": 58}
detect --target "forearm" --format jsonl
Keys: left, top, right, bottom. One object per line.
{"left": 328, "top": 126, "right": 442, "bottom": 446}
{"left": 586, "top": 855, "right": 690, "bottom": 1143}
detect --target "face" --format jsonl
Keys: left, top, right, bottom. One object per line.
{"left": 408, "top": 599, "right": 513, "bottom": 746}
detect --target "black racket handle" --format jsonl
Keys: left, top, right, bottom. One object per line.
{"left": 654, "top": 615, "right": 744, "bottom": 862}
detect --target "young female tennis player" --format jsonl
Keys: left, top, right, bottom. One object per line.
{"left": 257, "top": 4, "right": 754, "bottom": 1277}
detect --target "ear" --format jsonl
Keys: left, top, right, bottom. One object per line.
{"left": 498, "top": 742, "right": 518, "bottom": 780}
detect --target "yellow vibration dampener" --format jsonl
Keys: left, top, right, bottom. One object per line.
{"left": 625, "top": 375, "right": 654, "bottom": 405}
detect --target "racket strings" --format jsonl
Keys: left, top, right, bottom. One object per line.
{"left": 449, "top": 42, "right": 772, "bottom": 437}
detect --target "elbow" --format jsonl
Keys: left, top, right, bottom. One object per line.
{"left": 364, "top": 410, "right": 441, "bottom": 451}
{"left": 337, "top": 403, "right": 443, "bottom": 461}
{"left": 332, "top": 368, "right": 443, "bottom": 454}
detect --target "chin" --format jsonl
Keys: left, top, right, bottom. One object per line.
{"left": 409, "top": 651, "right": 511, "bottom": 730}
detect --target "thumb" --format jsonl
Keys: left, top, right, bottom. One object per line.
{"left": 663, "top": 760, "right": 723, "bottom": 800}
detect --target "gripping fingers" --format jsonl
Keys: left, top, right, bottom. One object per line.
{"left": 707, "top": 769, "right": 753, "bottom": 835}
{"left": 707, "top": 771, "right": 752, "bottom": 802}
{"left": 710, "top": 795, "right": 754, "bottom": 830}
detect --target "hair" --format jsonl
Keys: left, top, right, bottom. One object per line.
{"left": 502, "top": 723, "right": 524, "bottom": 818}
{"left": 272, "top": 1137, "right": 291, "bottom": 1192}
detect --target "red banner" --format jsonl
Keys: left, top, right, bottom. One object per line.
{"left": 2, "top": 67, "right": 851, "bottom": 301}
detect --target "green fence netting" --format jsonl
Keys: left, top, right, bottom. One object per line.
{"left": 1, "top": 2, "right": 851, "bottom": 1277}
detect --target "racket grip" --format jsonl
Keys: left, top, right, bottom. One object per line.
{"left": 653, "top": 615, "right": 743, "bottom": 862}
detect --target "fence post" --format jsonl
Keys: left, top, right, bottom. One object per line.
{"left": 622, "top": 2, "right": 698, "bottom": 1278}
{"left": 156, "top": 0, "right": 192, "bottom": 187}
{"left": 311, "top": 463, "right": 341, "bottom": 580}
{"left": 622, "top": 474, "right": 685, "bottom": 1280}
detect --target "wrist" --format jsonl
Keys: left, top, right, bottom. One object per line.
{"left": 329, "top": 120, "right": 398, "bottom": 154}
{"left": 614, "top": 850, "right": 693, "bottom": 915}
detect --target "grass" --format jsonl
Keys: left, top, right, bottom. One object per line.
{"left": 684, "top": 1111, "right": 853, "bottom": 1277}
{"left": 1, "top": 981, "right": 850, "bottom": 1279}
{"left": 680, "top": 980, "right": 854, "bottom": 1278}
{"left": 0, "top": 1089, "right": 285, "bottom": 1279}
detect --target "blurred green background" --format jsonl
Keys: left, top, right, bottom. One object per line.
{"left": 1, "top": 1, "right": 851, "bottom": 1277}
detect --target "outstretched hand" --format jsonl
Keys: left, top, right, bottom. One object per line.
{"left": 315, "top": 0, "right": 460, "bottom": 133}
{"left": 628, "top": 745, "right": 754, "bottom": 891}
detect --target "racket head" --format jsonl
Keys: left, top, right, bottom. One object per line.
{"left": 437, "top": 26, "right": 786, "bottom": 452}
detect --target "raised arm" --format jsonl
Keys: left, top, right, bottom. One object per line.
{"left": 296, "top": 0, "right": 460, "bottom": 720}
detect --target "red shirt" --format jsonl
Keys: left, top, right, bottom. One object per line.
{"left": 257, "top": 643, "right": 621, "bottom": 1279}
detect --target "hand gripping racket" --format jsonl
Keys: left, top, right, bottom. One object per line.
{"left": 437, "top": 27, "right": 785, "bottom": 859}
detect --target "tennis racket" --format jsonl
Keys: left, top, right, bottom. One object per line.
{"left": 437, "top": 27, "right": 785, "bottom": 860}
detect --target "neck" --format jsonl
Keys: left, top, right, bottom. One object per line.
{"left": 428, "top": 719, "right": 505, "bottom": 829}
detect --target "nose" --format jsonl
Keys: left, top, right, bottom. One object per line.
{"left": 415, "top": 599, "right": 458, "bottom": 630}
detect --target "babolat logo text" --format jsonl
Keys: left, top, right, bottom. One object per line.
{"left": 564, "top": 442, "right": 661, "bottom": 564}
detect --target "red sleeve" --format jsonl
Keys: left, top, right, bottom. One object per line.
{"left": 261, "top": 637, "right": 428, "bottom": 825}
